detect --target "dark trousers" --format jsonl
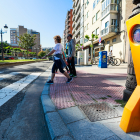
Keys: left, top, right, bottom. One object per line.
{"left": 67, "top": 57, "right": 76, "bottom": 76}
{"left": 52, "top": 60, "right": 65, "bottom": 73}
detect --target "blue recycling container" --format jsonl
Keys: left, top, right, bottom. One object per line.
{"left": 98, "top": 51, "right": 107, "bottom": 68}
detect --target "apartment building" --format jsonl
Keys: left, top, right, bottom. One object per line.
{"left": 82, "top": 0, "right": 135, "bottom": 62}
{"left": 84, "top": 0, "right": 102, "bottom": 58}
{"left": 72, "top": 0, "right": 81, "bottom": 45}
{"left": 10, "top": 26, "right": 41, "bottom": 54}
{"left": 64, "top": 10, "right": 73, "bottom": 48}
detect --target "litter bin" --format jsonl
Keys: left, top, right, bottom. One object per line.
{"left": 98, "top": 51, "right": 107, "bottom": 68}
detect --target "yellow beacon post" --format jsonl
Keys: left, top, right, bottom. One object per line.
{"left": 120, "top": 13, "right": 140, "bottom": 133}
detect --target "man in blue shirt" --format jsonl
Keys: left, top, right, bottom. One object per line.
{"left": 67, "top": 34, "right": 77, "bottom": 77}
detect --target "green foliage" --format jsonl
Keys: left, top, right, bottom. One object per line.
{"left": 38, "top": 51, "right": 46, "bottom": 58}
{"left": 85, "top": 35, "right": 90, "bottom": 40}
{"left": 115, "top": 100, "right": 127, "bottom": 108}
{"left": 17, "top": 33, "right": 36, "bottom": 58}
{"left": 90, "top": 44, "right": 93, "bottom": 48}
{"left": 95, "top": 35, "right": 98, "bottom": 39}
{"left": 91, "top": 34, "right": 95, "bottom": 39}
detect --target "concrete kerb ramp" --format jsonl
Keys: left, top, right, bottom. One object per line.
{"left": 40, "top": 64, "right": 74, "bottom": 140}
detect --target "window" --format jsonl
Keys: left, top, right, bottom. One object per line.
{"left": 111, "top": 19, "right": 117, "bottom": 26}
{"left": 107, "top": 40, "right": 110, "bottom": 44}
{"left": 92, "top": 30, "right": 95, "bottom": 35}
{"left": 92, "top": 16, "right": 95, "bottom": 24}
{"left": 112, "top": 38, "right": 116, "bottom": 42}
{"left": 87, "top": 11, "right": 89, "bottom": 18}
{"left": 96, "top": 28, "right": 99, "bottom": 36}
{"left": 93, "top": 1, "right": 95, "bottom": 9}
{"left": 96, "top": 11, "right": 100, "bottom": 20}
{"left": 97, "top": 0, "right": 100, "bottom": 4}
{"left": 87, "top": 0, "right": 89, "bottom": 5}
{"left": 105, "top": 21, "right": 109, "bottom": 28}
{"left": 111, "top": 0, "right": 117, "bottom": 4}
{"left": 85, "top": 15, "right": 86, "bottom": 21}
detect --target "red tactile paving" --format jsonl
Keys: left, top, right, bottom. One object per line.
{"left": 50, "top": 71, "right": 126, "bottom": 109}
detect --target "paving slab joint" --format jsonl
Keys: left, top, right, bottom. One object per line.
{"left": 41, "top": 65, "right": 74, "bottom": 140}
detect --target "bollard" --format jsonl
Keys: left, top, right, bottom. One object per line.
{"left": 120, "top": 13, "right": 140, "bottom": 133}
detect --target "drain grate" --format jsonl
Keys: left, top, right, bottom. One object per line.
{"left": 79, "top": 103, "right": 121, "bottom": 122}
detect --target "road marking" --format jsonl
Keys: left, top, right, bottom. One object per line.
{"left": 0, "top": 73, "right": 41, "bottom": 107}
{"left": 0, "top": 71, "right": 4, "bottom": 74}
{"left": 0, "top": 72, "right": 22, "bottom": 81}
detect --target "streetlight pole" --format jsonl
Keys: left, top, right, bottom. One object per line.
{"left": 0, "top": 24, "right": 8, "bottom": 61}
{"left": 1, "top": 29, "right": 3, "bottom": 60}
{"left": 123, "top": 0, "right": 140, "bottom": 101}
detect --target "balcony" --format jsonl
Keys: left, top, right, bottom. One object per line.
{"left": 72, "top": 29, "right": 75, "bottom": 35}
{"left": 101, "top": 4, "right": 118, "bottom": 19}
{"left": 75, "top": 10, "right": 80, "bottom": 22}
{"left": 75, "top": 1, "right": 80, "bottom": 15}
{"left": 72, "top": 15, "right": 75, "bottom": 22}
{"left": 75, "top": 28, "right": 80, "bottom": 37}
{"left": 101, "top": 26, "right": 119, "bottom": 39}
{"left": 76, "top": 36, "right": 80, "bottom": 44}
{"left": 72, "top": 2, "right": 75, "bottom": 8}
{"left": 75, "top": 18, "right": 80, "bottom": 30}
{"left": 72, "top": 21, "right": 75, "bottom": 28}
{"left": 72, "top": 8, "right": 75, "bottom": 15}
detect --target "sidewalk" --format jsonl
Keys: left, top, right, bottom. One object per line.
{"left": 41, "top": 64, "right": 140, "bottom": 140}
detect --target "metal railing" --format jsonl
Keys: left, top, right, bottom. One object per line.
{"left": 101, "top": 26, "right": 118, "bottom": 36}
{"left": 101, "top": 4, "right": 118, "bottom": 18}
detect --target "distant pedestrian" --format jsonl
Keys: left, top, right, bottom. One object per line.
{"left": 67, "top": 34, "right": 77, "bottom": 77}
{"left": 42, "top": 35, "right": 73, "bottom": 84}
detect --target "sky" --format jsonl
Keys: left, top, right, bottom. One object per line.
{"left": 0, "top": 0, "right": 73, "bottom": 48}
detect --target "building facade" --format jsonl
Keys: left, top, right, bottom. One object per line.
{"left": 77, "top": 0, "right": 135, "bottom": 62}
{"left": 10, "top": 26, "right": 41, "bottom": 54}
{"left": 64, "top": 9, "right": 73, "bottom": 48}
{"left": 72, "top": 0, "right": 81, "bottom": 45}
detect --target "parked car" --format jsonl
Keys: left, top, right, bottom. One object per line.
{"left": 33, "top": 58, "right": 36, "bottom": 60}
{"left": 4, "top": 57, "right": 14, "bottom": 60}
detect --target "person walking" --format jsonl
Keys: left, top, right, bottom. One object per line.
{"left": 67, "top": 34, "right": 77, "bottom": 77}
{"left": 42, "top": 35, "right": 73, "bottom": 84}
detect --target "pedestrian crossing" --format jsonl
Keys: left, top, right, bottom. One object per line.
{"left": 0, "top": 72, "right": 41, "bottom": 107}
{"left": 0, "top": 72, "right": 22, "bottom": 81}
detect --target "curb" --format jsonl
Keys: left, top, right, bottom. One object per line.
{"left": 0, "top": 60, "right": 48, "bottom": 68}
{"left": 41, "top": 65, "right": 74, "bottom": 140}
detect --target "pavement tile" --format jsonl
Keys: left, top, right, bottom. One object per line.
{"left": 50, "top": 71, "right": 126, "bottom": 109}
{"left": 56, "top": 135, "right": 74, "bottom": 140}
{"left": 67, "top": 119, "right": 115, "bottom": 140}
{"left": 106, "top": 135, "right": 120, "bottom": 140}
{"left": 100, "top": 121, "right": 133, "bottom": 140}
{"left": 58, "top": 106, "right": 86, "bottom": 124}
{"left": 41, "top": 95, "right": 56, "bottom": 113}
{"left": 45, "top": 112, "right": 70, "bottom": 140}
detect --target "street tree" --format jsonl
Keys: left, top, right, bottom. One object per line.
{"left": 38, "top": 51, "right": 46, "bottom": 58}
{"left": 17, "top": 33, "right": 36, "bottom": 58}
{"left": 85, "top": 34, "right": 98, "bottom": 64}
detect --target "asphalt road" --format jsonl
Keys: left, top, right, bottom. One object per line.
{"left": 0, "top": 61, "right": 53, "bottom": 140}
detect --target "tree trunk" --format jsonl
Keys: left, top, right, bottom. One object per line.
{"left": 91, "top": 40, "right": 93, "bottom": 64}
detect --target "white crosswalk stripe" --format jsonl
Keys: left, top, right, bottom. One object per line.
{"left": 0, "top": 73, "right": 41, "bottom": 107}
{"left": 0, "top": 71, "right": 4, "bottom": 74}
{"left": 0, "top": 72, "right": 22, "bottom": 81}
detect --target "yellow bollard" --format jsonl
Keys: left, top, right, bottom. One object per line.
{"left": 120, "top": 13, "right": 140, "bottom": 133}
